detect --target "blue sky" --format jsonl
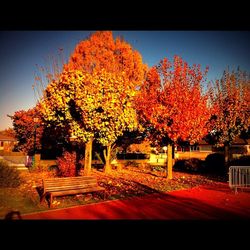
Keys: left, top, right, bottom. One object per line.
{"left": 0, "top": 31, "right": 250, "bottom": 130}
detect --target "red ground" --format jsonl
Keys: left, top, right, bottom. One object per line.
{"left": 22, "top": 182, "right": 250, "bottom": 220}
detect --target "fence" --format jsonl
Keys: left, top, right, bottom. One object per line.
{"left": 229, "top": 166, "right": 250, "bottom": 193}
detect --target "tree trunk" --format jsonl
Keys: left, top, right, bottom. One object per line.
{"left": 224, "top": 144, "right": 230, "bottom": 164}
{"left": 104, "top": 144, "right": 112, "bottom": 174}
{"left": 172, "top": 145, "right": 175, "bottom": 168}
{"left": 84, "top": 138, "right": 93, "bottom": 175}
{"left": 166, "top": 144, "right": 173, "bottom": 179}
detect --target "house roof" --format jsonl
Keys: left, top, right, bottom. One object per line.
{"left": 197, "top": 137, "right": 250, "bottom": 146}
{"left": 0, "top": 134, "right": 17, "bottom": 142}
{"left": 232, "top": 137, "right": 250, "bottom": 145}
{"left": 197, "top": 139, "right": 210, "bottom": 145}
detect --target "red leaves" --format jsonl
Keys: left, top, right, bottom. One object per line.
{"left": 57, "top": 151, "right": 77, "bottom": 177}
{"left": 11, "top": 106, "right": 44, "bottom": 154}
{"left": 208, "top": 69, "right": 250, "bottom": 145}
{"left": 136, "top": 55, "right": 212, "bottom": 145}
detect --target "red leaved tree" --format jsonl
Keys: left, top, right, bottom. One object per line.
{"left": 136, "top": 56, "right": 213, "bottom": 179}
{"left": 208, "top": 68, "right": 250, "bottom": 162}
{"left": 10, "top": 105, "right": 43, "bottom": 155}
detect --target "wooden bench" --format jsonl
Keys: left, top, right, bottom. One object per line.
{"left": 40, "top": 176, "right": 105, "bottom": 207}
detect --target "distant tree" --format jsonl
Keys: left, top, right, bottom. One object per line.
{"left": 10, "top": 106, "right": 43, "bottom": 154}
{"left": 10, "top": 104, "right": 65, "bottom": 158}
{"left": 136, "top": 56, "right": 213, "bottom": 179}
{"left": 208, "top": 68, "right": 250, "bottom": 162}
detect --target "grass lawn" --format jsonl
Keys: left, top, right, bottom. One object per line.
{"left": 0, "top": 164, "right": 227, "bottom": 219}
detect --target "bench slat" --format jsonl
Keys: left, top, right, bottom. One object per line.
{"left": 45, "top": 177, "right": 96, "bottom": 180}
{"left": 45, "top": 176, "right": 95, "bottom": 180}
{"left": 44, "top": 180, "right": 97, "bottom": 185}
{"left": 50, "top": 187, "right": 105, "bottom": 197}
{"left": 44, "top": 182, "right": 97, "bottom": 187}
{"left": 45, "top": 184, "right": 99, "bottom": 192}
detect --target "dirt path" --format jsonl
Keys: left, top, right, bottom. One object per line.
{"left": 21, "top": 182, "right": 250, "bottom": 220}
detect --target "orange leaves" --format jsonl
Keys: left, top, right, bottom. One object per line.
{"left": 66, "top": 31, "right": 147, "bottom": 88}
{"left": 11, "top": 105, "right": 44, "bottom": 154}
{"left": 39, "top": 31, "right": 147, "bottom": 154}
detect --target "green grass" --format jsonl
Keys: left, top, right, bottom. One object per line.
{"left": 0, "top": 188, "right": 49, "bottom": 218}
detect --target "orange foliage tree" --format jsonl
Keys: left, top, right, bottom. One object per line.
{"left": 10, "top": 106, "right": 43, "bottom": 155}
{"left": 61, "top": 31, "right": 147, "bottom": 173}
{"left": 40, "top": 67, "right": 142, "bottom": 174}
{"left": 136, "top": 56, "right": 213, "bottom": 179}
{"left": 11, "top": 104, "right": 65, "bottom": 158}
{"left": 208, "top": 68, "right": 250, "bottom": 162}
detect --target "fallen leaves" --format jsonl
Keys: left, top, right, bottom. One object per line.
{"left": 93, "top": 165, "right": 218, "bottom": 199}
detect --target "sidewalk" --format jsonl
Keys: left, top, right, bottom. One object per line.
{"left": 21, "top": 182, "right": 250, "bottom": 220}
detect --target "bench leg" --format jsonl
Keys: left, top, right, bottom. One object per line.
{"left": 40, "top": 192, "right": 49, "bottom": 204}
{"left": 49, "top": 193, "right": 53, "bottom": 208}
{"left": 40, "top": 193, "right": 46, "bottom": 203}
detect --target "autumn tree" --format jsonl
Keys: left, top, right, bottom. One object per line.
{"left": 61, "top": 31, "right": 147, "bottom": 173}
{"left": 40, "top": 68, "right": 140, "bottom": 174}
{"left": 65, "top": 31, "right": 146, "bottom": 83}
{"left": 10, "top": 106, "right": 43, "bottom": 155}
{"left": 136, "top": 56, "right": 213, "bottom": 179}
{"left": 40, "top": 70, "right": 92, "bottom": 174}
{"left": 208, "top": 68, "right": 250, "bottom": 162}
{"left": 11, "top": 103, "right": 66, "bottom": 161}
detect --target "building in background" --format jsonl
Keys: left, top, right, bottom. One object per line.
{"left": 0, "top": 134, "right": 17, "bottom": 152}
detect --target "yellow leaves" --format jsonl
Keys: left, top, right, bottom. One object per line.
{"left": 40, "top": 65, "right": 140, "bottom": 146}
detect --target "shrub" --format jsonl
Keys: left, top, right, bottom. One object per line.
{"left": 228, "top": 155, "right": 250, "bottom": 166}
{"left": 48, "top": 164, "right": 60, "bottom": 176}
{"left": 173, "top": 158, "right": 204, "bottom": 173}
{"left": 204, "top": 153, "right": 225, "bottom": 175}
{"left": 124, "top": 160, "right": 139, "bottom": 168}
{"left": 151, "top": 165, "right": 165, "bottom": 172}
{"left": 57, "top": 151, "right": 77, "bottom": 177}
{"left": 0, "top": 160, "right": 23, "bottom": 187}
